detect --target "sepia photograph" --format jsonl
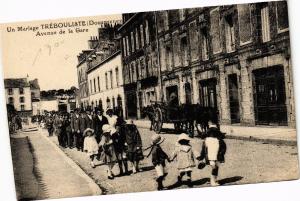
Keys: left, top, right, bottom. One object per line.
{"left": 0, "top": 0, "right": 299, "bottom": 200}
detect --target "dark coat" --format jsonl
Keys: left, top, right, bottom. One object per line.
{"left": 85, "top": 115, "right": 94, "bottom": 129}
{"left": 79, "top": 115, "right": 86, "bottom": 133}
{"left": 93, "top": 115, "right": 108, "bottom": 135}
{"left": 151, "top": 145, "right": 169, "bottom": 167}
{"left": 71, "top": 114, "right": 81, "bottom": 133}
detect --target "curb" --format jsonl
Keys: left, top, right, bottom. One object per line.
{"left": 37, "top": 128, "right": 102, "bottom": 196}
{"left": 133, "top": 123, "right": 297, "bottom": 146}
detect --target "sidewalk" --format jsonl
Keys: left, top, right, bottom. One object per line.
{"left": 13, "top": 125, "right": 101, "bottom": 200}
{"left": 129, "top": 119, "right": 297, "bottom": 145}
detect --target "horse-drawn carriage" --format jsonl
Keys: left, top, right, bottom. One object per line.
{"left": 143, "top": 101, "right": 219, "bottom": 136}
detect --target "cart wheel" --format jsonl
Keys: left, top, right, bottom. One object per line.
{"left": 153, "top": 108, "right": 163, "bottom": 134}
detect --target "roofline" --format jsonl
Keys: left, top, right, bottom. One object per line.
{"left": 87, "top": 50, "right": 121, "bottom": 74}
{"left": 117, "top": 13, "right": 139, "bottom": 32}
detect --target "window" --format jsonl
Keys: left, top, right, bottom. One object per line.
{"left": 145, "top": 20, "right": 150, "bottom": 44}
{"left": 180, "top": 36, "right": 188, "bottom": 66}
{"left": 8, "top": 97, "right": 14, "bottom": 105}
{"left": 261, "top": 5, "right": 271, "bottom": 42}
{"left": 189, "top": 21, "right": 199, "bottom": 62}
{"left": 130, "top": 63, "right": 135, "bottom": 82}
{"left": 122, "top": 37, "right": 127, "bottom": 56}
{"left": 106, "top": 98, "right": 111, "bottom": 108}
{"left": 210, "top": 8, "right": 222, "bottom": 53}
{"left": 140, "top": 24, "right": 145, "bottom": 47}
{"left": 131, "top": 31, "right": 135, "bottom": 52}
{"left": 8, "top": 88, "right": 13, "bottom": 95}
{"left": 97, "top": 76, "right": 100, "bottom": 92}
{"left": 172, "top": 31, "right": 180, "bottom": 67}
{"left": 276, "top": 1, "right": 289, "bottom": 32}
{"left": 105, "top": 73, "right": 108, "bottom": 89}
{"left": 94, "top": 78, "right": 96, "bottom": 93}
{"left": 110, "top": 71, "right": 113, "bottom": 89}
{"left": 90, "top": 80, "right": 93, "bottom": 94}
{"left": 200, "top": 27, "right": 209, "bottom": 60}
{"left": 126, "top": 35, "right": 130, "bottom": 55}
{"left": 166, "top": 43, "right": 172, "bottom": 70}
{"left": 225, "top": 14, "right": 235, "bottom": 52}
{"left": 115, "top": 67, "right": 119, "bottom": 87}
{"left": 19, "top": 88, "right": 24, "bottom": 94}
{"left": 135, "top": 28, "right": 140, "bottom": 49}
{"left": 21, "top": 105, "right": 25, "bottom": 111}
{"left": 237, "top": 4, "right": 252, "bottom": 45}
{"left": 20, "top": 97, "right": 25, "bottom": 103}
{"left": 159, "top": 38, "right": 167, "bottom": 71}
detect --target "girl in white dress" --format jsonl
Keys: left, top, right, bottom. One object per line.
{"left": 83, "top": 128, "right": 99, "bottom": 168}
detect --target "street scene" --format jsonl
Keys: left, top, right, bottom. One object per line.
{"left": 2, "top": 1, "right": 299, "bottom": 200}
{"left": 10, "top": 121, "right": 299, "bottom": 198}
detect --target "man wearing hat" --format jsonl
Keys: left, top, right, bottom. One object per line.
{"left": 94, "top": 108, "right": 108, "bottom": 143}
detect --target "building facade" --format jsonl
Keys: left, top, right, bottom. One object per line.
{"left": 77, "top": 49, "right": 93, "bottom": 110}
{"left": 118, "top": 13, "right": 161, "bottom": 119}
{"left": 87, "top": 52, "right": 125, "bottom": 115}
{"left": 119, "top": 1, "right": 295, "bottom": 127}
{"left": 4, "top": 78, "right": 33, "bottom": 116}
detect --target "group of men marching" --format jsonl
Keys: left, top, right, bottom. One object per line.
{"left": 44, "top": 107, "right": 118, "bottom": 150}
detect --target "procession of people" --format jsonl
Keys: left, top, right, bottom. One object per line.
{"left": 35, "top": 107, "right": 226, "bottom": 190}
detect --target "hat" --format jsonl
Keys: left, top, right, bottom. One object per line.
{"left": 83, "top": 128, "right": 94, "bottom": 136}
{"left": 106, "top": 108, "right": 113, "bottom": 114}
{"left": 102, "top": 124, "right": 111, "bottom": 133}
{"left": 207, "top": 127, "right": 222, "bottom": 138}
{"left": 177, "top": 133, "right": 191, "bottom": 143}
{"left": 151, "top": 134, "right": 165, "bottom": 145}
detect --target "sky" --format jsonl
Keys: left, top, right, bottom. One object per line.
{"left": 1, "top": 14, "right": 122, "bottom": 91}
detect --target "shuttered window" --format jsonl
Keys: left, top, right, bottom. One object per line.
{"left": 210, "top": 8, "right": 222, "bottom": 54}
{"left": 172, "top": 31, "right": 180, "bottom": 67}
{"left": 159, "top": 38, "right": 167, "bottom": 71}
{"left": 237, "top": 4, "right": 252, "bottom": 45}
{"left": 261, "top": 5, "right": 271, "bottom": 42}
{"left": 189, "top": 20, "right": 199, "bottom": 62}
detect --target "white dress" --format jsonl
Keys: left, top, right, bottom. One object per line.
{"left": 107, "top": 115, "right": 118, "bottom": 134}
{"left": 83, "top": 136, "right": 99, "bottom": 156}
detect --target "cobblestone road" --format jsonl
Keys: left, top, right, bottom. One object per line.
{"left": 47, "top": 127, "right": 299, "bottom": 195}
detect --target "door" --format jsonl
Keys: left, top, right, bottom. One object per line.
{"left": 253, "top": 66, "right": 287, "bottom": 125}
{"left": 199, "top": 78, "right": 219, "bottom": 124}
{"left": 199, "top": 79, "right": 217, "bottom": 108}
{"left": 126, "top": 92, "right": 137, "bottom": 119}
{"left": 228, "top": 74, "right": 240, "bottom": 123}
{"left": 184, "top": 83, "right": 192, "bottom": 104}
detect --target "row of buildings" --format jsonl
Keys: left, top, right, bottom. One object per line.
{"left": 4, "top": 77, "right": 76, "bottom": 116}
{"left": 77, "top": 1, "right": 295, "bottom": 128}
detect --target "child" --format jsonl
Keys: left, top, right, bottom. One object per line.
{"left": 170, "top": 133, "right": 196, "bottom": 187}
{"left": 198, "top": 126, "right": 227, "bottom": 186}
{"left": 83, "top": 128, "right": 99, "bottom": 168}
{"left": 145, "top": 134, "right": 170, "bottom": 190}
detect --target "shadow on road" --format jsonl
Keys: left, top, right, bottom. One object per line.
{"left": 218, "top": 176, "right": 243, "bottom": 185}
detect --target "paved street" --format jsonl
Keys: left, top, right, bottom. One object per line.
{"left": 43, "top": 126, "right": 299, "bottom": 195}
{"left": 10, "top": 128, "right": 101, "bottom": 200}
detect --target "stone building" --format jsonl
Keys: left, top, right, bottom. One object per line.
{"left": 118, "top": 13, "right": 161, "bottom": 119}
{"left": 4, "top": 78, "right": 33, "bottom": 116}
{"left": 119, "top": 1, "right": 295, "bottom": 127}
{"left": 77, "top": 24, "right": 125, "bottom": 116}
{"left": 77, "top": 49, "right": 93, "bottom": 110}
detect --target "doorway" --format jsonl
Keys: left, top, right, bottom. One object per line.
{"left": 253, "top": 66, "right": 287, "bottom": 125}
{"left": 228, "top": 74, "right": 240, "bottom": 123}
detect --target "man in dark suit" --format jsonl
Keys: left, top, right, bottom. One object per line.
{"left": 93, "top": 108, "right": 108, "bottom": 143}
{"left": 71, "top": 109, "right": 82, "bottom": 151}
{"left": 85, "top": 109, "right": 94, "bottom": 130}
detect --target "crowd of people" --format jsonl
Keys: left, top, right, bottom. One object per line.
{"left": 35, "top": 108, "right": 226, "bottom": 190}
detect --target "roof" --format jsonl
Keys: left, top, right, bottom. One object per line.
{"left": 4, "top": 78, "right": 30, "bottom": 88}
{"left": 29, "top": 79, "right": 40, "bottom": 90}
